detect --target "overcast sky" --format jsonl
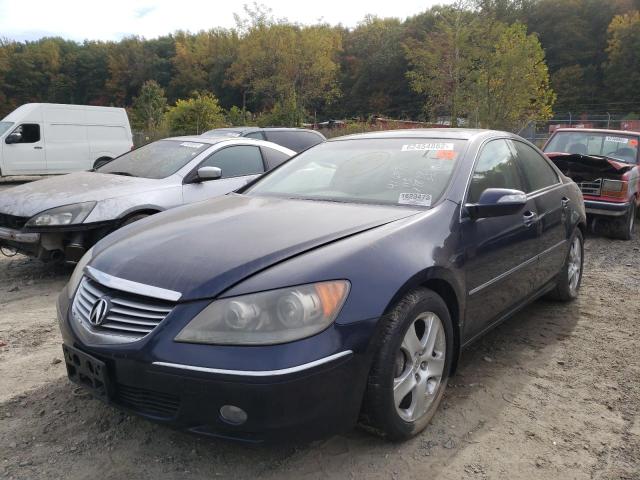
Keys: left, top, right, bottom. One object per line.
{"left": 0, "top": 0, "right": 454, "bottom": 42}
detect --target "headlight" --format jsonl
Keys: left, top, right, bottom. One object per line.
{"left": 175, "top": 280, "right": 350, "bottom": 345}
{"left": 67, "top": 247, "right": 94, "bottom": 296}
{"left": 26, "top": 201, "right": 96, "bottom": 227}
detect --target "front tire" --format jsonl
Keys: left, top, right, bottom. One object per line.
{"left": 362, "top": 288, "right": 453, "bottom": 441}
{"left": 612, "top": 202, "right": 635, "bottom": 240}
{"left": 93, "top": 157, "right": 112, "bottom": 170}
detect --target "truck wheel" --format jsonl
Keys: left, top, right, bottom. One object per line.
{"left": 93, "top": 157, "right": 112, "bottom": 169}
{"left": 361, "top": 288, "right": 453, "bottom": 441}
{"left": 612, "top": 202, "right": 636, "bottom": 240}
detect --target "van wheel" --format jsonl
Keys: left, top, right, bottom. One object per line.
{"left": 361, "top": 288, "right": 453, "bottom": 441}
{"left": 612, "top": 202, "right": 635, "bottom": 240}
{"left": 93, "top": 157, "right": 112, "bottom": 169}
{"left": 548, "top": 228, "right": 584, "bottom": 301}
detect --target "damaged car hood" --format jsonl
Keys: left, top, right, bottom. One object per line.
{"left": 0, "top": 172, "right": 172, "bottom": 217}
{"left": 546, "top": 152, "right": 635, "bottom": 177}
{"left": 89, "top": 194, "right": 418, "bottom": 301}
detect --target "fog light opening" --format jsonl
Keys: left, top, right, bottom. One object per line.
{"left": 219, "top": 405, "right": 248, "bottom": 425}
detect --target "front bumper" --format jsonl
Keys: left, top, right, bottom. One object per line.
{"left": 584, "top": 200, "right": 630, "bottom": 217}
{"left": 57, "top": 291, "right": 373, "bottom": 442}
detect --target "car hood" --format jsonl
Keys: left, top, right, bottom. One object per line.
{"left": 90, "top": 194, "right": 418, "bottom": 301}
{"left": 0, "top": 172, "right": 169, "bottom": 218}
{"left": 546, "top": 152, "right": 635, "bottom": 178}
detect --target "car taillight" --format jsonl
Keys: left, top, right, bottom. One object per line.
{"left": 601, "top": 179, "right": 628, "bottom": 199}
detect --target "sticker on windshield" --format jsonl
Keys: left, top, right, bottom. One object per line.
{"left": 401, "top": 143, "right": 454, "bottom": 152}
{"left": 398, "top": 192, "right": 432, "bottom": 207}
{"left": 180, "top": 142, "right": 205, "bottom": 148}
{"left": 605, "top": 136, "right": 629, "bottom": 144}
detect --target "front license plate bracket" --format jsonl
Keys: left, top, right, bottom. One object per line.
{"left": 62, "top": 344, "right": 111, "bottom": 401}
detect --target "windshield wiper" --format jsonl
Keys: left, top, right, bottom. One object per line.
{"left": 107, "top": 171, "right": 135, "bottom": 177}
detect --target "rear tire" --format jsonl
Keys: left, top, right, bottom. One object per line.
{"left": 549, "top": 229, "right": 584, "bottom": 302}
{"left": 361, "top": 288, "right": 453, "bottom": 441}
{"left": 611, "top": 202, "right": 635, "bottom": 240}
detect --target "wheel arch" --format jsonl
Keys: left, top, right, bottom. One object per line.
{"left": 379, "top": 267, "right": 464, "bottom": 376}
{"left": 117, "top": 207, "right": 163, "bottom": 226}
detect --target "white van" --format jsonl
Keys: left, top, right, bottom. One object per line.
{"left": 0, "top": 103, "right": 133, "bottom": 176}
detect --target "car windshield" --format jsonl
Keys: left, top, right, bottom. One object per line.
{"left": 0, "top": 121, "right": 14, "bottom": 136}
{"left": 544, "top": 131, "right": 639, "bottom": 164}
{"left": 98, "top": 140, "right": 211, "bottom": 179}
{"left": 246, "top": 138, "right": 466, "bottom": 207}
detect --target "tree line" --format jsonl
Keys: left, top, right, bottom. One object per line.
{"left": 1, "top": 0, "right": 640, "bottom": 134}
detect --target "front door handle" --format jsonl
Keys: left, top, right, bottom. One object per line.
{"left": 34, "top": 146, "right": 43, "bottom": 150}
{"left": 523, "top": 210, "right": 538, "bottom": 227}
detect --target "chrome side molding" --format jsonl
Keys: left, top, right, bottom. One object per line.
{"left": 152, "top": 350, "right": 353, "bottom": 377}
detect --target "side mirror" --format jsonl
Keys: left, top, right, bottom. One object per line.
{"left": 5, "top": 132, "right": 22, "bottom": 144}
{"left": 465, "top": 188, "right": 527, "bottom": 219}
{"left": 196, "top": 166, "right": 222, "bottom": 182}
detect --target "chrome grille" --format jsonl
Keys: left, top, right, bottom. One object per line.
{"left": 578, "top": 178, "right": 601, "bottom": 196}
{"left": 72, "top": 276, "right": 174, "bottom": 340}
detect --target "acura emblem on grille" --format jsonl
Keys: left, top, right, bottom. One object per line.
{"left": 89, "top": 297, "right": 111, "bottom": 326}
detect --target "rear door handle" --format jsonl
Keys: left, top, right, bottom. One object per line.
{"left": 34, "top": 146, "right": 43, "bottom": 150}
{"left": 523, "top": 210, "right": 538, "bottom": 227}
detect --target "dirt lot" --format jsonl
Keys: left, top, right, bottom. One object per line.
{"left": 0, "top": 227, "right": 639, "bottom": 479}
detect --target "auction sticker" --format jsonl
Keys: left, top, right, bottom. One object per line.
{"left": 401, "top": 143, "right": 454, "bottom": 152}
{"left": 398, "top": 192, "right": 432, "bottom": 206}
{"left": 180, "top": 142, "right": 205, "bottom": 148}
{"left": 605, "top": 136, "right": 629, "bottom": 144}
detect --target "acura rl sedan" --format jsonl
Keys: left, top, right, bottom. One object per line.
{"left": 57, "top": 129, "right": 586, "bottom": 442}
{"left": 0, "top": 136, "right": 293, "bottom": 262}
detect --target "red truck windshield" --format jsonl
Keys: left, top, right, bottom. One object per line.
{"left": 544, "top": 131, "right": 639, "bottom": 164}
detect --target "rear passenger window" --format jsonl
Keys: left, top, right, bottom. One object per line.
{"left": 261, "top": 147, "right": 291, "bottom": 170}
{"left": 201, "top": 145, "right": 264, "bottom": 178}
{"left": 11, "top": 124, "right": 40, "bottom": 143}
{"left": 468, "top": 139, "right": 525, "bottom": 203}
{"left": 512, "top": 141, "right": 559, "bottom": 192}
{"left": 265, "top": 131, "right": 323, "bottom": 152}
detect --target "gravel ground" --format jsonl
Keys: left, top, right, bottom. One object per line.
{"left": 0, "top": 230, "right": 639, "bottom": 480}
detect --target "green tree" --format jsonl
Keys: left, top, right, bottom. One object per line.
{"left": 164, "top": 91, "right": 226, "bottom": 135}
{"left": 604, "top": 11, "right": 640, "bottom": 104}
{"left": 470, "top": 23, "right": 555, "bottom": 130}
{"left": 405, "top": 2, "right": 479, "bottom": 125}
{"left": 131, "top": 80, "right": 168, "bottom": 132}
{"left": 228, "top": 6, "right": 341, "bottom": 125}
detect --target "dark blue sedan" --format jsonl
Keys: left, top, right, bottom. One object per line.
{"left": 57, "top": 129, "right": 586, "bottom": 442}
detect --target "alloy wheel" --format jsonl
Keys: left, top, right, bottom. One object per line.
{"left": 393, "top": 312, "right": 446, "bottom": 422}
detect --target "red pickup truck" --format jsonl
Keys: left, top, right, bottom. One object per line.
{"left": 543, "top": 128, "right": 639, "bottom": 240}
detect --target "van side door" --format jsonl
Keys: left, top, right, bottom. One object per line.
{"left": 2, "top": 123, "right": 46, "bottom": 175}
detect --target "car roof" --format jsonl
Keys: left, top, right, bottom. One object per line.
{"left": 163, "top": 135, "right": 258, "bottom": 145}
{"left": 553, "top": 128, "right": 640, "bottom": 136}
{"left": 204, "top": 127, "right": 324, "bottom": 135}
{"left": 327, "top": 128, "right": 514, "bottom": 142}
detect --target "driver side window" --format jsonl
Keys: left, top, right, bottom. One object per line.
{"left": 468, "top": 139, "right": 524, "bottom": 203}
{"left": 10, "top": 124, "right": 41, "bottom": 143}
{"left": 200, "top": 145, "right": 264, "bottom": 178}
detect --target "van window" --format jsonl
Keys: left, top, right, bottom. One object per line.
{"left": 265, "top": 131, "right": 323, "bottom": 152}
{"left": 0, "top": 122, "right": 14, "bottom": 136}
{"left": 11, "top": 124, "right": 40, "bottom": 143}
{"left": 200, "top": 145, "right": 265, "bottom": 178}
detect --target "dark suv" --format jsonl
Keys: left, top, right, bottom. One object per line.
{"left": 202, "top": 127, "right": 325, "bottom": 153}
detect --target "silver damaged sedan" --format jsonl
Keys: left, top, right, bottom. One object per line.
{"left": 0, "top": 136, "right": 294, "bottom": 261}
